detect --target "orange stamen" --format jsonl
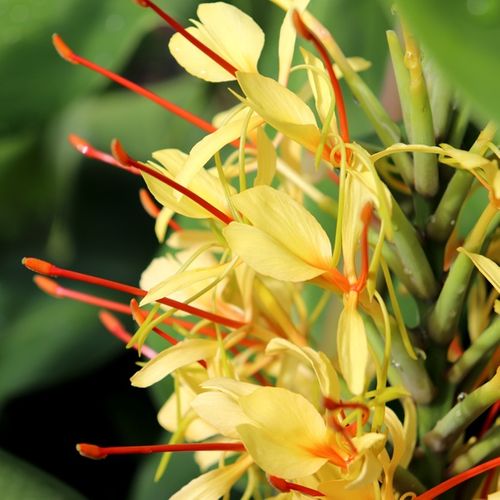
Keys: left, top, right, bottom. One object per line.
{"left": 112, "top": 139, "right": 233, "bottom": 225}
{"left": 68, "top": 134, "right": 140, "bottom": 174}
{"left": 99, "top": 311, "right": 157, "bottom": 359}
{"left": 77, "top": 441, "right": 246, "bottom": 460}
{"left": 353, "top": 202, "right": 374, "bottom": 292}
{"left": 415, "top": 457, "right": 500, "bottom": 499}
{"left": 135, "top": 0, "right": 238, "bottom": 78}
{"left": 23, "top": 257, "right": 245, "bottom": 329}
{"left": 292, "top": 11, "right": 350, "bottom": 145}
{"left": 268, "top": 475, "right": 324, "bottom": 497}
{"left": 52, "top": 34, "right": 217, "bottom": 134}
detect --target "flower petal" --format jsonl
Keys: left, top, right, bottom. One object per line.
{"left": 170, "top": 455, "right": 253, "bottom": 500}
{"left": 130, "top": 339, "right": 217, "bottom": 388}
{"left": 230, "top": 186, "right": 332, "bottom": 270}
{"left": 458, "top": 247, "right": 500, "bottom": 293}
{"left": 224, "top": 222, "right": 327, "bottom": 282}
{"left": 336, "top": 292, "right": 369, "bottom": 395}
{"left": 237, "top": 72, "right": 321, "bottom": 151}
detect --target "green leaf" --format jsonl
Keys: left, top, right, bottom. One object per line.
{"left": 0, "top": 296, "right": 119, "bottom": 402}
{"left": 0, "top": 448, "right": 85, "bottom": 500}
{"left": 394, "top": 0, "right": 500, "bottom": 125}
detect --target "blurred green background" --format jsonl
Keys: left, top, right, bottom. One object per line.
{"left": 0, "top": 0, "right": 498, "bottom": 498}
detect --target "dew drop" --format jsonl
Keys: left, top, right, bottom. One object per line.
{"left": 391, "top": 360, "right": 401, "bottom": 369}
{"left": 450, "top": 219, "right": 456, "bottom": 227}
{"left": 457, "top": 392, "right": 467, "bottom": 402}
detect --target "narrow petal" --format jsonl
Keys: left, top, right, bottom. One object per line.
{"left": 336, "top": 292, "right": 369, "bottom": 395}
{"left": 255, "top": 127, "right": 277, "bottom": 186}
{"left": 130, "top": 339, "right": 217, "bottom": 388}
{"left": 458, "top": 247, "right": 500, "bottom": 293}
{"left": 170, "top": 455, "right": 253, "bottom": 500}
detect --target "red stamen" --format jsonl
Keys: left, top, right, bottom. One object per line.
{"left": 77, "top": 441, "right": 246, "bottom": 460}
{"left": 52, "top": 34, "right": 216, "bottom": 134}
{"left": 68, "top": 134, "right": 140, "bottom": 174}
{"left": 480, "top": 469, "right": 496, "bottom": 498}
{"left": 479, "top": 400, "right": 500, "bottom": 438}
{"left": 135, "top": 0, "right": 238, "bottom": 78}
{"left": 416, "top": 457, "right": 500, "bottom": 500}
{"left": 112, "top": 139, "right": 233, "bottom": 225}
{"left": 292, "top": 12, "right": 350, "bottom": 145}
{"left": 353, "top": 202, "right": 373, "bottom": 292}
{"left": 268, "top": 475, "right": 324, "bottom": 497}
{"left": 99, "top": 311, "right": 157, "bottom": 359}
{"left": 23, "top": 257, "right": 245, "bottom": 329}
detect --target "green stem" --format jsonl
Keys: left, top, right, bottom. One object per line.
{"left": 386, "top": 30, "right": 412, "bottom": 139}
{"left": 424, "top": 368, "right": 500, "bottom": 452}
{"left": 424, "top": 60, "right": 452, "bottom": 142}
{"left": 428, "top": 203, "right": 499, "bottom": 344}
{"left": 427, "top": 122, "right": 496, "bottom": 241}
{"left": 301, "top": 11, "right": 414, "bottom": 185}
{"left": 390, "top": 202, "right": 438, "bottom": 300}
{"left": 394, "top": 466, "right": 427, "bottom": 495}
{"left": 364, "top": 312, "right": 435, "bottom": 404}
{"left": 449, "top": 426, "right": 500, "bottom": 476}
{"left": 448, "top": 317, "right": 500, "bottom": 384}
{"left": 402, "top": 27, "right": 438, "bottom": 197}
{"left": 448, "top": 103, "right": 471, "bottom": 148}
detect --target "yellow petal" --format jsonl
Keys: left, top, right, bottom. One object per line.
{"left": 130, "top": 339, "right": 217, "bottom": 388}
{"left": 255, "top": 127, "right": 277, "bottom": 186}
{"left": 191, "top": 391, "right": 253, "bottom": 439}
{"left": 224, "top": 223, "right": 327, "bottom": 282}
{"left": 157, "top": 386, "right": 215, "bottom": 441}
{"left": 236, "top": 387, "right": 328, "bottom": 478}
{"left": 201, "top": 377, "right": 259, "bottom": 397}
{"left": 266, "top": 338, "right": 339, "bottom": 399}
{"left": 230, "top": 186, "right": 332, "bottom": 270}
{"left": 154, "top": 206, "right": 174, "bottom": 242}
{"left": 439, "top": 143, "right": 492, "bottom": 170}
{"left": 168, "top": 2, "right": 264, "bottom": 82}
{"left": 140, "top": 262, "right": 232, "bottom": 307}
{"left": 175, "top": 113, "right": 262, "bottom": 191}
{"left": 336, "top": 292, "right": 369, "bottom": 395}
{"left": 170, "top": 455, "right": 253, "bottom": 500}
{"left": 458, "top": 247, "right": 500, "bottom": 293}
{"left": 237, "top": 72, "right": 321, "bottom": 152}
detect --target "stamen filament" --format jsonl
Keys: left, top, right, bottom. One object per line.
{"left": 23, "top": 258, "right": 245, "bottom": 329}
{"left": 53, "top": 34, "right": 216, "bottom": 134}
{"left": 99, "top": 311, "right": 157, "bottom": 359}
{"left": 77, "top": 441, "right": 246, "bottom": 460}
{"left": 415, "top": 457, "right": 500, "bottom": 499}
{"left": 112, "top": 139, "right": 233, "bottom": 225}
{"left": 292, "top": 11, "right": 350, "bottom": 144}
{"left": 139, "top": 189, "right": 183, "bottom": 231}
{"left": 136, "top": 0, "right": 238, "bottom": 78}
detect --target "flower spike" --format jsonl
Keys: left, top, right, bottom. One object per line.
{"left": 111, "top": 139, "right": 234, "bottom": 224}
{"left": 52, "top": 34, "right": 216, "bottom": 134}
{"left": 135, "top": 0, "right": 238, "bottom": 78}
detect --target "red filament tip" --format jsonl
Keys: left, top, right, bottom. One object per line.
{"left": 111, "top": 139, "right": 233, "bottom": 225}
{"left": 77, "top": 441, "right": 246, "bottom": 459}
{"left": 99, "top": 311, "right": 157, "bottom": 359}
{"left": 33, "top": 276, "right": 60, "bottom": 297}
{"left": 68, "top": 134, "right": 139, "bottom": 174}
{"left": 136, "top": 0, "right": 238, "bottom": 78}
{"left": 139, "top": 188, "right": 161, "bottom": 218}
{"left": 22, "top": 257, "right": 55, "bottom": 276}
{"left": 292, "top": 11, "right": 350, "bottom": 145}
{"left": 52, "top": 34, "right": 77, "bottom": 63}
